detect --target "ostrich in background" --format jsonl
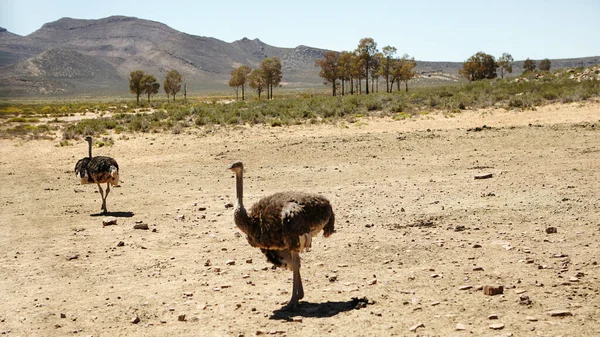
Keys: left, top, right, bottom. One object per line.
{"left": 75, "top": 136, "right": 120, "bottom": 214}
{"left": 228, "top": 161, "right": 335, "bottom": 310}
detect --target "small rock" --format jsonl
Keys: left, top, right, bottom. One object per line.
{"left": 102, "top": 217, "right": 117, "bottom": 226}
{"left": 60, "top": 313, "right": 66, "bottom": 318}
{"left": 66, "top": 255, "right": 79, "bottom": 261}
{"left": 246, "top": 258, "right": 253, "bottom": 264}
{"left": 456, "top": 323, "right": 466, "bottom": 331}
{"left": 545, "top": 227, "right": 557, "bottom": 234}
{"left": 473, "top": 244, "right": 482, "bottom": 248}
{"left": 178, "top": 314, "right": 186, "bottom": 321}
{"left": 488, "top": 314, "right": 499, "bottom": 319}
{"left": 519, "top": 295, "right": 532, "bottom": 305}
{"left": 526, "top": 316, "right": 538, "bottom": 321}
{"left": 473, "top": 266, "right": 484, "bottom": 271}
{"left": 547, "top": 310, "right": 572, "bottom": 317}
{"left": 459, "top": 285, "right": 472, "bottom": 290}
{"left": 131, "top": 315, "right": 140, "bottom": 324}
{"left": 483, "top": 285, "right": 504, "bottom": 296}
{"left": 133, "top": 223, "right": 149, "bottom": 230}
{"left": 292, "top": 316, "right": 303, "bottom": 322}
{"left": 409, "top": 323, "right": 425, "bottom": 332}
{"left": 117, "top": 241, "right": 125, "bottom": 247}
{"left": 177, "top": 214, "right": 185, "bottom": 221}
{"left": 226, "top": 260, "right": 235, "bottom": 266}
{"left": 368, "top": 279, "right": 377, "bottom": 285}
{"left": 225, "top": 203, "right": 234, "bottom": 209}
{"left": 198, "top": 207, "right": 207, "bottom": 211}
{"left": 489, "top": 323, "right": 504, "bottom": 330}
{"left": 204, "top": 259, "right": 211, "bottom": 266}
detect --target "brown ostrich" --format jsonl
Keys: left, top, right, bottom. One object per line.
{"left": 228, "top": 161, "right": 335, "bottom": 310}
{"left": 74, "top": 136, "right": 120, "bottom": 214}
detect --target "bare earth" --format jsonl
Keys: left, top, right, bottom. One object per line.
{"left": 1, "top": 102, "right": 599, "bottom": 337}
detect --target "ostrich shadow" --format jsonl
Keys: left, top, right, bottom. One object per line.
{"left": 270, "top": 297, "right": 372, "bottom": 321}
{"left": 90, "top": 211, "right": 135, "bottom": 217}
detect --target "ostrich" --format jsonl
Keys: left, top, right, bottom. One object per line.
{"left": 228, "top": 161, "right": 334, "bottom": 310}
{"left": 74, "top": 136, "right": 120, "bottom": 214}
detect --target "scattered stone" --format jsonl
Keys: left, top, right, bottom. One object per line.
{"left": 178, "top": 314, "right": 186, "bottom": 321}
{"left": 473, "top": 244, "right": 482, "bottom": 248}
{"left": 547, "top": 310, "right": 572, "bottom": 317}
{"left": 60, "top": 313, "right": 66, "bottom": 318}
{"left": 519, "top": 295, "right": 532, "bottom": 305}
{"left": 526, "top": 316, "right": 538, "bottom": 322}
{"left": 575, "top": 272, "right": 585, "bottom": 278}
{"left": 246, "top": 258, "right": 253, "bottom": 264}
{"left": 204, "top": 259, "right": 211, "bottom": 266}
{"left": 225, "top": 203, "right": 234, "bottom": 209}
{"left": 117, "top": 241, "right": 125, "bottom": 247}
{"left": 459, "top": 285, "right": 472, "bottom": 290}
{"left": 177, "top": 214, "right": 185, "bottom": 221}
{"left": 102, "top": 217, "right": 117, "bottom": 226}
{"left": 292, "top": 316, "right": 303, "bottom": 323}
{"left": 66, "top": 255, "right": 79, "bottom": 261}
{"left": 474, "top": 173, "right": 493, "bottom": 180}
{"left": 226, "top": 260, "right": 235, "bottom": 266}
{"left": 131, "top": 315, "right": 140, "bottom": 324}
{"left": 569, "top": 277, "right": 579, "bottom": 282}
{"left": 368, "top": 278, "right": 377, "bottom": 285}
{"left": 198, "top": 207, "right": 207, "bottom": 211}
{"left": 133, "top": 223, "right": 149, "bottom": 230}
{"left": 409, "top": 323, "right": 425, "bottom": 332}
{"left": 489, "top": 323, "right": 504, "bottom": 330}
{"left": 473, "top": 266, "right": 484, "bottom": 271}
{"left": 456, "top": 323, "right": 467, "bottom": 331}
{"left": 454, "top": 225, "right": 466, "bottom": 232}
{"left": 483, "top": 285, "right": 504, "bottom": 296}
{"left": 488, "top": 314, "right": 499, "bottom": 320}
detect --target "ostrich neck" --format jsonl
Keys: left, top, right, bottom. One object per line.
{"left": 233, "top": 170, "right": 250, "bottom": 235}
{"left": 88, "top": 141, "right": 92, "bottom": 158}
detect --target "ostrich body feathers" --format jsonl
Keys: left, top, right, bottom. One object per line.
{"left": 75, "top": 156, "right": 119, "bottom": 186}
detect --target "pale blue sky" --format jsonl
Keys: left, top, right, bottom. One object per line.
{"left": 0, "top": 0, "right": 598, "bottom": 62}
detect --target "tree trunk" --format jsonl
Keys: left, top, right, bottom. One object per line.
{"left": 147, "top": 92, "right": 151, "bottom": 103}
{"left": 242, "top": 85, "right": 245, "bottom": 101}
{"left": 365, "top": 60, "right": 369, "bottom": 94}
{"left": 136, "top": 94, "right": 140, "bottom": 105}
{"left": 405, "top": 81, "right": 408, "bottom": 92}
{"left": 173, "top": 93, "right": 176, "bottom": 101}
{"left": 341, "top": 79, "right": 345, "bottom": 96}
{"left": 350, "top": 78, "right": 354, "bottom": 95}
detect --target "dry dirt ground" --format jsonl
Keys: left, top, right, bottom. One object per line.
{"left": 1, "top": 102, "right": 599, "bottom": 337}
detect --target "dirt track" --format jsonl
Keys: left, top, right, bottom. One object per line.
{"left": 1, "top": 102, "right": 599, "bottom": 336}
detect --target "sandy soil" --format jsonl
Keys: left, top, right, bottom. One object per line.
{"left": 1, "top": 102, "right": 599, "bottom": 337}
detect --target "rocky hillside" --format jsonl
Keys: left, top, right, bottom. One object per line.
{"left": 0, "top": 16, "right": 329, "bottom": 96}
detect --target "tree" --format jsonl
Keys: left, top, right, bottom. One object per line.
{"left": 183, "top": 81, "right": 187, "bottom": 103}
{"left": 260, "top": 57, "right": 282, "bottom": 100}
{"left": 229, "top": 65, "right": 252, "bottom": 101}
{"left": 381, "top": 46, "right": 397, "bottom": 93}
{"left": 337, "top": 51, "right": 353, "bottom": 96}
{"left": 315, "top": 51, "right": 340, "bottom": 96}
{"left": 523, "top": 58, "right": 536, "bottom": 73}
{"left": 163, "top": 70, "right": 182, "bottom": 101}
{"left": 497, "top": 53, "right": 514, "bottom": 79}
{"left": 370, "top": 53, "right": 383, "bottom": 93}
{"left": 459, "top": 52, "right": 497, "bottom": 81}
{"left": 129, "top": 70, "right": 145, "bottom": 105}
{"left": 356, "top": 38, "right": 378, "bottom": 94}
{"left": 141, "top": 75, "right": 159, "bottom": 103}
{"left": 398, "top": 55, "right": 417, "bottom": 92}
{"left": 248, "top": 68, "right": 266, "bottom": 99}
{"left": 539, "top": 58, "right": 551, "bottom": 71}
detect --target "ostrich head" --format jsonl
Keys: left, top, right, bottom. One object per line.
{"left": 228, "top": 161, "right": 244, "bottom": 174}
{"left": 85, "top": 135, "right": 92, "bottom": 143}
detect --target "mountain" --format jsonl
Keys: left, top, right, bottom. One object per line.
{"left": 0, "top": 16, "right": 599, "bottom": 97}
{"left": 0, "top": 16, "right": 330, "bottom": 96}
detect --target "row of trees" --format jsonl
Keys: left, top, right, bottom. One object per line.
{"left": 315, "top": 38, "right": 417, "bottom": 96}
{"left": 229, "top": 57, "right": 282, "bottom": 100}
{"left": 129, "top": 70, "right": 185, "bottom": 104}
{"left": 460, "top": 52, "right": 552, "bottom": 81}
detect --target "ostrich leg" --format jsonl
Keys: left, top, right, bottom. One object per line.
{"left": 104, "top": 182, "right": 111, "bottom": 213}
{"left": 287, "top": 251, "right": 303, "bottom": 309}
{"left": 96, "top": 183, "right": 106, "bottom": 213}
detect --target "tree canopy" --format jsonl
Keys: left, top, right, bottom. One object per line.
{"left": 459, "top": 52, "right": 497, "bottom": 81}
{"left": 315, "top": 51, "right": 340, "bottom": 96}
{"left": 141, "top": 75, "right": 159, "bottom": 103}
{"left": 229, "top": 65, "right": 252, "bottom": 101}
{"left": 523, "top": 58, "right": 537, "bottom": 73}
{"left": 248, "top": 68, "right": 266, "bottom": 99}
{"left": 497, "top": 53, "right": 514, "bottom": 79}
{"left": 129, "top": 70, "right": 145, "bottom": 105}
{"left": 260, "top": 57, "right": 282, "bottom": 100}
{"left": 163, "top": 70, "right": 182, "bottom": 101}
{"left": 539, "top": 58, "right": 551, "bottom": 71}
{"left": 356, "top": 38, "right": 378, "bottom": 94}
